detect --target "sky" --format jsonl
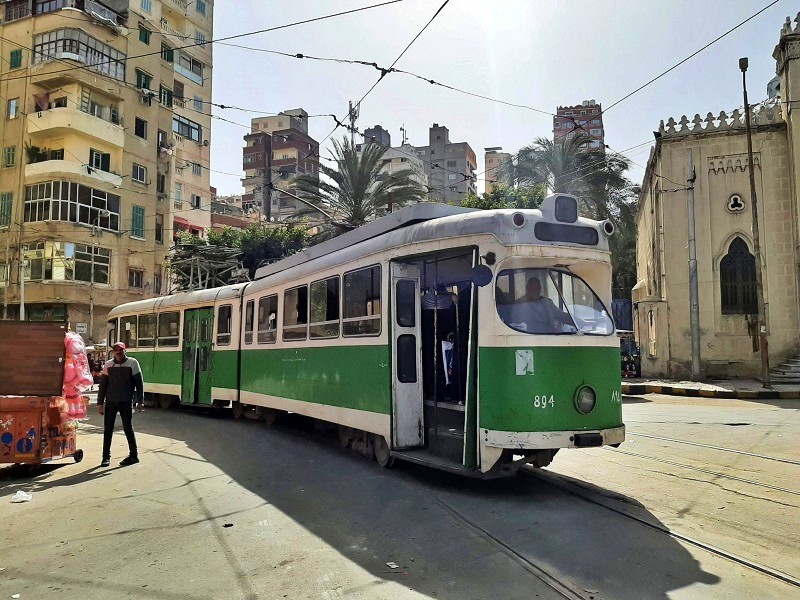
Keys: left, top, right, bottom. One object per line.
{"left": 208, "top": 0, "right": 791, "bottom": 196}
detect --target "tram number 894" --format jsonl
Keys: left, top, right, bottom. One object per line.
{"left": 533, "top": 395, "right": 555, "bottom": 409}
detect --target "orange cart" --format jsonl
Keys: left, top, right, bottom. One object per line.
{"left": 0, "top": 396, "right": 84, "bottom": 466}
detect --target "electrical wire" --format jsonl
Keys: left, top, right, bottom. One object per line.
{"left": 321, "top": 0, "right": 450, "bottom": 144}
{"left": 0, "top": 0, "right": 409, "bottom": 83}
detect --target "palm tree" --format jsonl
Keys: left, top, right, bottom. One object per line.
{"left": 500, "top": 134, "right": 629, "bottom": 220}
{"left": 292, "top": 137, "right": 427, "bottom": 234}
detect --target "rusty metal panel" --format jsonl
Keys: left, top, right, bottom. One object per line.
{"left": 0, "top": 322, "right": 66, "bottom": 396}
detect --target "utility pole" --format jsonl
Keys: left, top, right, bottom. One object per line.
{"left": 89, "top": 210, "right": 111, "bottom": 343}
{"left": 687, "top": 149, "right": 701, "bottom": 380}
{"left": 18, "top": 256, "right": 25, "bottom": 321}
{"left": 348, "top": 101, "right": 359, "bottom": 146}
{"left": 740, "top": 57, "right": 770, "bottom": 388}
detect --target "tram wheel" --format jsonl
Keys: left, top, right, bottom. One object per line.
{"left": 260, "top": 407, "right": 281, "bottom": 426}
{"left": 372, "top": 434, "right": 395, "bottom": 468}
{"left": 158, "top": 395, "right": 176, "bottom": 410}
{"left": 232, "top": 402, "right": 245, "bottom": 420}
{"left": 338, "top": 425, "right": 351, "bottom": 448}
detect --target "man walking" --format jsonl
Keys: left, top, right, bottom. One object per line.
{"left": 97, "top": 342, "right": 144, "bottom": 467}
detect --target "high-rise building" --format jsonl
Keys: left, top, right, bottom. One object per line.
{"left": 0, "top": 0, "right": 214, "bottom": 343}
{"left": 553, "top": 100, "right": 605, "bottom": 152}
{"left": 415, "top": 124, "right": 476, "bottom": 204}
{"left": 355, "top": 132, "right": 428, "bottom": 200}
{"left": 241, "top": 109, "right": 319, "bottom": 222}
{"left": 484, "top": 147, "right": 511, "bottom": 189}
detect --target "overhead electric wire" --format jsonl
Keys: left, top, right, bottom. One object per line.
{"left": 563, "top": 0, "right": 783, "bottom": 139}
{"left": 321, "top": 0, "right": 451, "bottom": 144}
{"left": 0, "top": 0, "right": 409, "bottom": 83}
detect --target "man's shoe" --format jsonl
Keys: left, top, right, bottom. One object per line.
{"left": 100, "top": 458, "right": 110, "bottom": 467}
{"left": 119, "top": 455, "right": 139, "bottom": 467}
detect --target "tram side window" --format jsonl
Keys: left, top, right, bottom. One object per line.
{"left": 217, "top": 304, "right": 232, "bottom": 346}
{"left": 283, "top": 285, "right": 309, "bottom": 341}
{"left": 121, "top": 316, "right": 137, "bottom": 348}
{"left": 396, "top": 279, "right": 416, "bottom": 327}
{"left": 138, "top": 314, "right": 156, "bottom": 347}
{"left": 257, "top": 295, "right": 278, "bottom": 344}
{"left": 157, "top": 311, "right": 180, "bottom": 346}
{"left": 244, "top": 300, "right": 254, "bottom": 345}
{"left": 310, "top": 276, "right": 340, "bottom": 339}
{"left": 343, "top": 265, "right": 381, "bottom": 336}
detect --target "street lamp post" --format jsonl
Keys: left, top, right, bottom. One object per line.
{"left": 739, "top": 57, "right": 770, "bottom": 388}
{"left": 89, "top": 209, "right": 111, "bottom": 343}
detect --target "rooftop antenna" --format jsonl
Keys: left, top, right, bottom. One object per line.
{"left": 347, "top": 100, "right": 359, "bottom": 146}
{"left": 400, "top": 124, "right": 408, "bottom": 145}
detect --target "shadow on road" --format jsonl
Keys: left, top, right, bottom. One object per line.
{"left": 107, "top": 406, "right": 722, "bottom": 600}
{"left": 0, "top": 406, "right": 725, "bottom": 599}
{"left": 622, "top": 395, "right": 652, "bottom": 404}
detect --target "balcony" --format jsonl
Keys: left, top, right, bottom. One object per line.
{"left": 25, "top": 160, "right": 123, "bottom": 188}
{"left": 27, "top": 106, "right": 125, "bottom": 147}
{"left": 160, "top": 17, "right": 185, "bottom": 41}
{"left": 166, "top": 0, "right": 189, "bottom": 10}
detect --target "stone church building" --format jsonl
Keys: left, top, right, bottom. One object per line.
{"left": 634, "top": 15, "right": 800, "bottom": 379}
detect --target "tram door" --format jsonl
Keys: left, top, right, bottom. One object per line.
{"left": 391, "top": 263, "right": 424, "bottom": 448}
{"left": 181, "top": 308, "right": 214, "bottom": 405}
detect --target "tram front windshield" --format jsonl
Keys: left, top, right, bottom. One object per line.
{"left": 495, "top": 268, "right": 614, "bottom": 335}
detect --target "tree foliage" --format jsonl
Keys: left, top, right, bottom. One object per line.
{"left": 172, "top": 223, "right": 308, "bottom": 287}
{"left": 461, "top": 184, "right": 546, "bottom": 210}
{"left": 500, "top": 134, "right": 629, "bottom": 220}
{"left": 291, "top": 137, "right": 427, "bottom": 234}
{"left": 500, "top": 134, "right": 638, "bottom": 299}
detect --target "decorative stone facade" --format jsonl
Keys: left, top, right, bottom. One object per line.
{"left": 634, "top": 14, "right": 800, "bottom": 378}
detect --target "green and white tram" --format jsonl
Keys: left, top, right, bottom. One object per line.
{"left": 107, "top": 194, "right": 624, "bottom": 477}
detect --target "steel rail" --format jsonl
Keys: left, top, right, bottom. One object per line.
{"left": 403, "top": 479, "right": 595, "bottom": 600}
{"left": 628, "top": 432, "right": 800, "bottom": 466}
{"left": 522, "top": 468, "right": 800, "bottom": 590}
{"left": 608, "top": 448, "right": 800, "bottom": 496}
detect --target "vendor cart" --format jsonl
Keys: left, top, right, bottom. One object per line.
{"left": 0, "top": 396, "right": 84, "bottom": 465}
{"left": 0, "top": 321, "right": 85, "bottom": 470}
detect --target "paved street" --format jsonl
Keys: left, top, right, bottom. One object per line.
{"left": 1, "top": 394, "right": 798, "bottom": 599}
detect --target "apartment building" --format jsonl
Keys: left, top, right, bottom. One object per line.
{"left": 553, "top": 99, "right": 605, "bottom": 152}
{"left": 484, "top": 147, "right": 511, "bottom": 189}
{"left": 0, "top": 0, "right": 214, "bottom": 343}
{"left": 241, "top": 108, "right": 319, "bottom": 222}
{"left": 355, "top": 125, "right": 428, "bottom": 198}
{"left": 415, "top": 123, "right": 477, "bottom": 204}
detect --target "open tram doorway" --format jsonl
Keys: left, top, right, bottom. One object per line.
{"left": 390, "top": 249, "right": 479, "bottom": 469}
{"left": 181, "top": 307, "right": 214, "bottom": 405}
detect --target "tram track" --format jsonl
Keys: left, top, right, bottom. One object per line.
{"left": 607, "top": 447, "right": 800, "bottom": 497}
{"left": 521, "top": 467, "right": 800, "bottom": 591}
{"left": 398, "top": 472, "right": 598, "bottom": 600}
{"left": 627, "top": 432, "right": 800, "bottom": 466}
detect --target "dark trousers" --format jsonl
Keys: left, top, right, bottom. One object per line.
{"left": 102, "top": 402, "right": 138, "bottom": 459}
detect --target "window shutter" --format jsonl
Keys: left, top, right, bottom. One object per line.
{"left": 9, "top": 49, "right": 22, "bottom": 69}
{"left": 0, "top": 193, "right": 12, "bottom": 227}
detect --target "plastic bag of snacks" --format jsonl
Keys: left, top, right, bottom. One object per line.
{"left": 63, "top": 332, "right": 94, "bottom": 397}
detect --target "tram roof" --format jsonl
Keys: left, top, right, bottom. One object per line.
{"left": 254, "top": 203, "right": 476, "bottom": 280}
{"left": 108, "top": 284, "right": 247, "bottom": 317}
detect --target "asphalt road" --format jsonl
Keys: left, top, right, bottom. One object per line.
{"left": 1, "top": 393, "right": 798, "bottom": 599}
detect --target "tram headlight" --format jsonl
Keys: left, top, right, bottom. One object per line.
{"left": 574, "top": 386, "right": 596, "bottom": 414}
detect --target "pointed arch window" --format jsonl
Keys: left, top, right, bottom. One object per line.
{"left": 720, "top": 237, "right": 757, "bottom": 314}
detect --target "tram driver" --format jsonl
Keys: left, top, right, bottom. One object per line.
{"left": 508, "top": 277, "right": 577, "bottom": 334}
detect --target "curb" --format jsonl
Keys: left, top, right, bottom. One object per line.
{"left": 621, "top": 382, "right": 799, "bottom": 400}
